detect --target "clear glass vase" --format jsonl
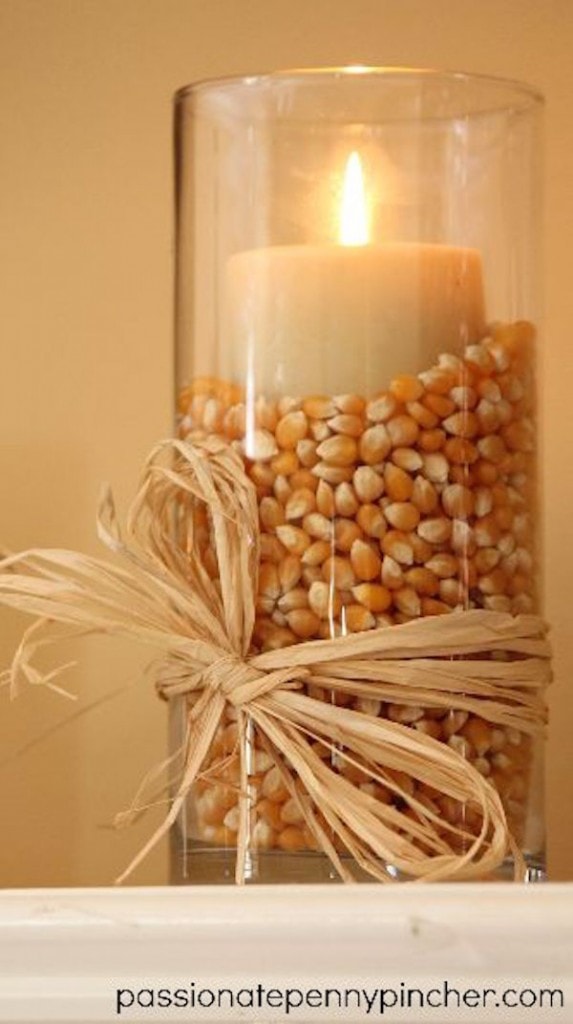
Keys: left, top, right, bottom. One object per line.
{"left": 171, "top": 68, "right": 545, "bottom": 884}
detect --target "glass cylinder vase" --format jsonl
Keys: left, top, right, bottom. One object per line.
{"left": 171, "top": 68, "right": 545, "bottom": 884}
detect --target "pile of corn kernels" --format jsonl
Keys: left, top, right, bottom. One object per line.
{"left": 177, "top": 322, "right": 538, "bottom": 860}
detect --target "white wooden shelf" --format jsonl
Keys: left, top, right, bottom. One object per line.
{"left": 0, "top": 884, "right": 571, "bottom": 1022}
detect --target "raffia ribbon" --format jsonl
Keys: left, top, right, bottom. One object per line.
{"left": 0, "top": 437, "right": 551, "bottom": 883}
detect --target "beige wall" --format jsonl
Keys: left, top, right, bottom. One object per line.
{"left": 0, "top": 0, "right": 571, "bottom": 886}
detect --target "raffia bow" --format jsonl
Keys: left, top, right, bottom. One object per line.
{"left": 0, "top": 437, "right": 551, "bottom": 883}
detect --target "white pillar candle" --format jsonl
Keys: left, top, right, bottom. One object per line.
{"left": 222, "top": 155, "right": 486, "bottom": 397}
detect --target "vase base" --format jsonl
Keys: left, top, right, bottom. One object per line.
{"left": 170, "top": 839, "right": 546, "bottom": 885}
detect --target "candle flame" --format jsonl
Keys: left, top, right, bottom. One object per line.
{"left": 339, "top": 151, "right": 369, "bottom": 246}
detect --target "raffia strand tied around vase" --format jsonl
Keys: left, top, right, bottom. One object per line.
{"left": 0, "top": 437, "right": 551, "bottom": 883}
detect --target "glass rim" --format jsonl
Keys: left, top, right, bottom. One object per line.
{"left": 174, "top": 65, "right": 544, "bottom": 111}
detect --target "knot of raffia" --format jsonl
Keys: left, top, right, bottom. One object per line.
{"left": 0, "top": 436, "right": 551, "bottom": 886}
{"left": 157, "top": 654, "right": 309, "bottom": 708}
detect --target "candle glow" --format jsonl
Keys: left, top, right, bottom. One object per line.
{"left": 339, "top": 152, "right": 369, "bottom": 246}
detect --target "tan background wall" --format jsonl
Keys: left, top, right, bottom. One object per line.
{"left": 0, "top": 0, "right": 571, "bottom": 886}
